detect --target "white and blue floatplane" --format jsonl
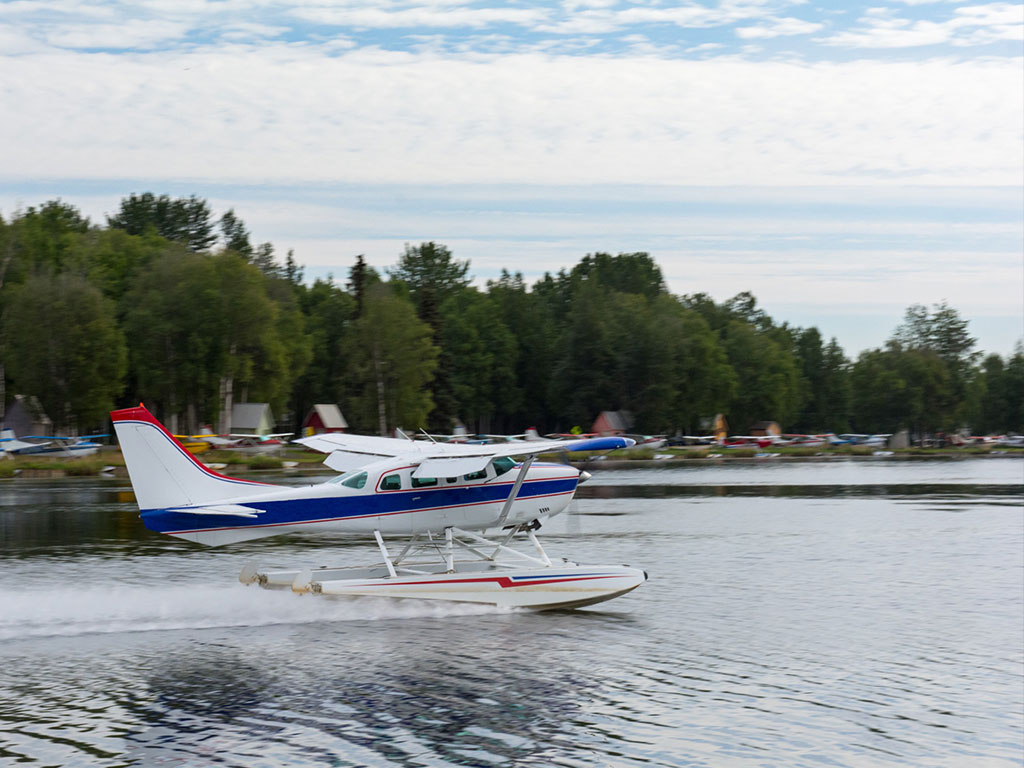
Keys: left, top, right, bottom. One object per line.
{"left": 112, "top": 406, "right": 647, "bottom": 610}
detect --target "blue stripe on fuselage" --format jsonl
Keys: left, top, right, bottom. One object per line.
{"left": 140, "top": 476, "right": 578, "bottom": 534}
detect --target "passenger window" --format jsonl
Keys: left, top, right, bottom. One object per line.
{"left": 411, "top": 476, "right": 437, "bottom": 488}
{"left": 464, "top": 469, "right": 487, "bottom": 481}
{"left": 493, "top": 456, "right": 516, "bottom": 477}
{"left": 342, "top": 471, "right": 367, "bottom": 489}
{"left": 381, "top": 474, "right": 402, "bottom": 491}
{"left": 446, "top": 477, "right": 457, "bottom": 483}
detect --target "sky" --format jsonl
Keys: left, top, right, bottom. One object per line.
{"left": 0, "top": 0, "right": 1021, "bottom": 357}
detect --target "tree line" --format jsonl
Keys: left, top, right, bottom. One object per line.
{"left": 1, "top": 195, "right": 1021, "bottom": 438}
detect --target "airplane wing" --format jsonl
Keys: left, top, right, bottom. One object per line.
{"left": 0, "top": 437, "right": 52, "bottom": 452}
{"left": 294, "top": 432, "right": 635, "bottom": 477}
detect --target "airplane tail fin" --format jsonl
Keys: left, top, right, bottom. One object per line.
{"left": 111, "top": 405, "right": 280, "bottom": 510}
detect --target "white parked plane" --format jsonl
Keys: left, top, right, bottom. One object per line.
{"left": 0, "top": 428, "right": 104, "bottom": 458}
{"left": 112, "top": 405, "right": 647, "bottom": 610}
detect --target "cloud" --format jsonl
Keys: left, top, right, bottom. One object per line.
{"left": 42, "top": 19, "right": 191, "bottom": 49}
{"left": 821, "top": 2, "right": 1023, "bottom": 48}
{"left": 735, "top": 16, "right": 824, "bottom": 38}
{"left": 0, "top": 1, "right": 117, "bottom": 18}
{"left": 292, "top": 5, "right": 551, "bottom": 30}
{"left": 1, "top": 47, "right": 1019, "bottom": 188}
{"left": 534, "top": 2, "right": 781, "bottom": 35}
{"left": 218, "top": 21, "right": 291, "bottom": 41}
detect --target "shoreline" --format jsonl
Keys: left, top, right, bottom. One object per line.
{"left": 2, "top": 448, "right": 1021, "bottom": 479}
{"left": 570, "top": 451, "right": 1024, "bottom": 471}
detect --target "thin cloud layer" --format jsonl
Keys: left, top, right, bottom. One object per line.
{"left": 0, "top": 49, "right": 1019, "bottom": 187}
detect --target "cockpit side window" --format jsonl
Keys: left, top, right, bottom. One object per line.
{"left": 463, "top": 469, "right": 487, "bottom": 481}
{"left": 380, "top": 473, "right": 402, "bottom": 491}
{"left": 411, "top": 476, "right": 437, "bottom": 488}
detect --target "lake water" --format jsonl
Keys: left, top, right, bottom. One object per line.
{"left": 1, "top": 458, "right": 1022, "bottom": 767}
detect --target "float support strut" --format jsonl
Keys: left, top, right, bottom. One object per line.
{"left": 374, "top": 530, "right": 397, "bottom": 578}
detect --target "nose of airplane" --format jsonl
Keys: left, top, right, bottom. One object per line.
{"left": 577, "top": 470, "right": 592, "bottom": 484}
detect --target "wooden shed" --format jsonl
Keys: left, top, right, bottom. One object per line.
{"left": 591, "top": 410, "right": 634, "bottom": 436}
{"left": 302, "top": 404, "right": 348, "bottom": 436}
{"left": 231, "top": 403, "right": 275, "bottom": 435}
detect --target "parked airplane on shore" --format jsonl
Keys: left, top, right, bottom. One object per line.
{"left": 111, "top": 405, "right": 647, "bottom": 609}
{"left": 0, "top": 429, "right": 106, "bottom": 458}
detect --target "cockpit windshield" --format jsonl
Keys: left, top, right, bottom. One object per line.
{"left": 328, "top": 470, "right": 368, "bottom": 488}
{"left": 493, "top": 456, "right": 516, "bottom": 477}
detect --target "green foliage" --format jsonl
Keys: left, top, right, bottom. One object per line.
{"left": 717, "top": 316, "right": 800, "bottom": 433}
{"left": 107, "top": 193, "right": 216, "bottom": 252}
{"left": 290, "top": 278, "right": 356, "bottom": 426}
{"left": 389, "top": 242, "right": 470, "bottom": 431}
{"left": 390, "top": 241, "right": 470, "bottom": 325}
{"left": 121, "top": 248, "right": 223, "bottom": 421}
{"left": 440, "top": 288, "right": 520, "bottom": 433}
{"left": 890, "top": 301, "right": 980, "bottom": 426}
{"left": 568, "top": 252, "right": 665, "bottom": 298}
{"left": 0, "top": 200, "right": 92, "bottom": 287}
{"left": 851, "top": 344, "right": 951, "bottom": 434}
{"left": 793, "top": 329, "right": 851, "bottom": 433}
{"left": 219, "top": 209, "right": 252, "bottom": 256}
{"left": 247, "top": 454, "right": 284, "bottom": 470}
{"left": 71, "top": 228, "right": 168, "bottom": 305}
{"left": 3, "top": 272, "right": 126, "bottom": 431}
{"left": 550, "top": 276, "right": 621, "bottom": 427}
{"left": 346, "top": 282, "right": 439, "bottom": 432}
{"left": 973, "top": 345, "right": 1024, "bottom": 434}
{"left": 486, "top": 270, "right": 559, "bottom": 432}
{"left": 121, "top": 249, "right": 304, "bottom": 429}
{"left": 672, "top": 305, "right": 736, "bottom": 433}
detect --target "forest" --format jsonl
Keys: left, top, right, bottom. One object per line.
{"left": 1, "top": 195, "right": 1021, "bottom": 439}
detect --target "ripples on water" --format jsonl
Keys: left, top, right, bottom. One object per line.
{"left": 0, "top": 459, "right": 1021, "bottom": 767}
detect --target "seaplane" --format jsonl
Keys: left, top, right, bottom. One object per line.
{"left": 111, "top": 405, "right": 648, "bottom": 610}
{"left": 0, "top": 429, "right": 106, "bottom": 458}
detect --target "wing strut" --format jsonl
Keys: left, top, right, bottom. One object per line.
{"left": 494, "top": 455, "right": 535, "bottom": 528}
{"left": 374, "top": 530, "right": 397, "bottom": 578}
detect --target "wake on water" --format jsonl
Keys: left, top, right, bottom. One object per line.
{"left": 0, "top": 583, "right": 510, "bottom": 641}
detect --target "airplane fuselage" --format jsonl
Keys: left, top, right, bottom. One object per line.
{"left": 141, "top": 461, "right": 580, "bottom": 546}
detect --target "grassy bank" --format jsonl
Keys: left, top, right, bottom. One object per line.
{"left": 2, "top": 443, "right": 1020, "bottom": 479}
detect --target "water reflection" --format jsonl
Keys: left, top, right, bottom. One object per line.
{"left": 21, "top": 613, "right": 637, "bottom": 767}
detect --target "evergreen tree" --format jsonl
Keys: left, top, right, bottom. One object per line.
{"left": 1005, "top": 344, "right": 1024, "bottom": 433}
{"left": 108, "top": 193, "right": 216, "bottom": 252}
{"left": 389, "top": 242, "right": 469, "bottom": 431}
{"left": 390, "top": 242, "right": 470, "bottom": 320}
{"left": 488, "top": 270, "right": 558, "bottom": 431}
{"left": 440, "top": 288, "right": 519, "bottom": 433}
{"left": 219, "top": 209, "right": 253, "bottom": 256}
{"left": 292, "top": 278, "right": 358, "bottom": 428}
{"left": 346, "top": 282, "right": 438, "bottom": 433}
{"left": 347, "top": 254, "right": 368, "bottom": 317}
